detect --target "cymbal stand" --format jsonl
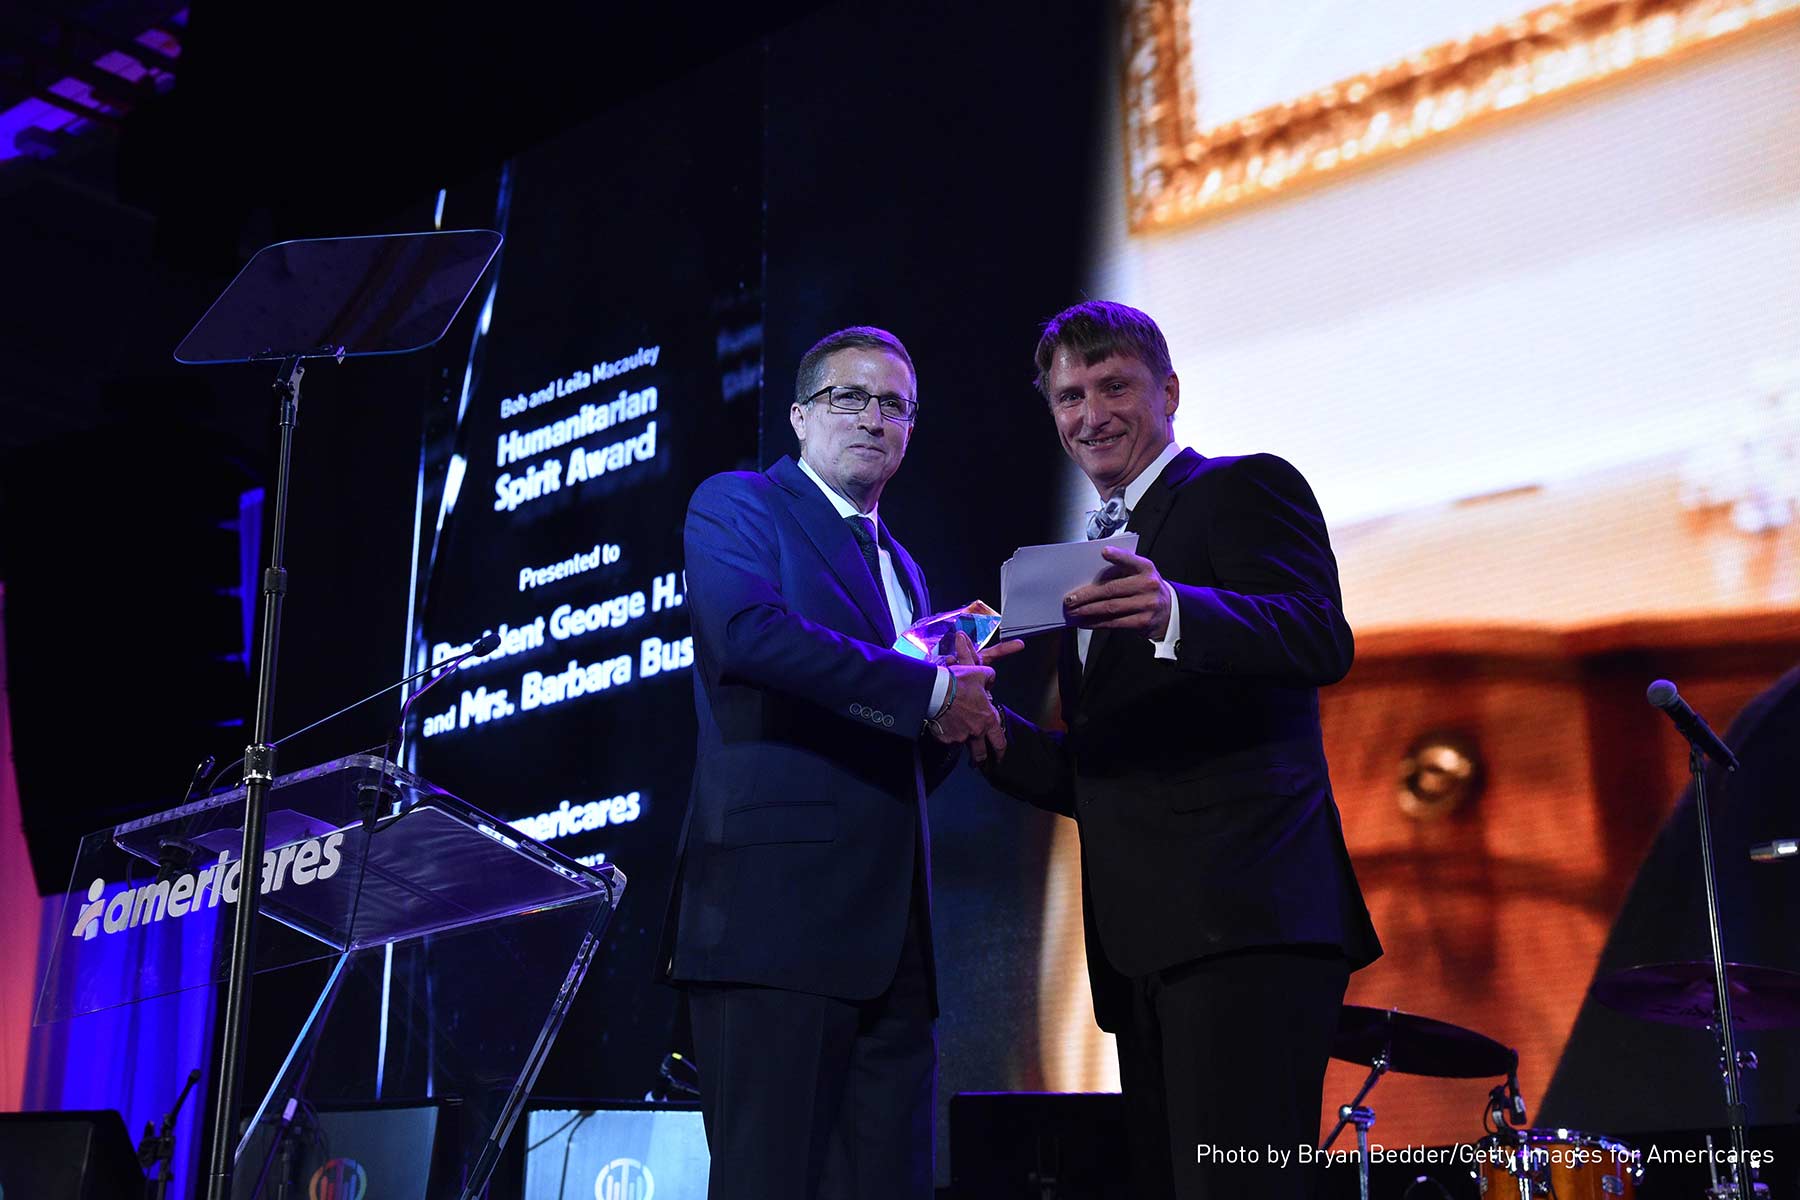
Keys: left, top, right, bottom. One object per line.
{"left": 1484, "top": 1082, "right": 1533, "bottom": 1200}
{"left": 1702, "top": 1133, "right": 1770, "bottom": 1199}
{"left": 1322, "top": 1051, "right": 1387, "bottom": 1200}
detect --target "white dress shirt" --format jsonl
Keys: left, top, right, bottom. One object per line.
{"left": 1077, "top": 440, "right": 1184, "bottom": 667}
{"left": 797, "top": 456, "right": 952, "bottom": 715}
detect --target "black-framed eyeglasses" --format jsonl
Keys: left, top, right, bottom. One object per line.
{"left": 804, "top": 385, "right": 919, "bottom": 424}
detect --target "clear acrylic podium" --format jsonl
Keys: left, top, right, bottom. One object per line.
{"left": 36, "top": 754, "right": 624, "bottom": 1198}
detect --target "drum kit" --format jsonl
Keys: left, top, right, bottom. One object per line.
{"left": 1317, "top": 682, "right": 1796, "bottom": 1198}
{"left": 1322, "top": 957, "right": 1800, "bottom": 1200}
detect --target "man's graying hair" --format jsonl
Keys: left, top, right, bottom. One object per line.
{"left": 1032, "top": 300, "right": 1173, "bottom": 398}
{"left": 795, "top": 326, "right": 917, "bottom": 407}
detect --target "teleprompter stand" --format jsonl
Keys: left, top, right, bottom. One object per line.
{"left": 173, "top": 231, "right": 502, "bottom": 1200}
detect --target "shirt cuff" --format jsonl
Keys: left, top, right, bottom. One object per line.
{"left": 1149, "top": 581, "right": 1180, "bottom": 660}
{"left": 928, "top": 666, "right": 952, "bottom": 716}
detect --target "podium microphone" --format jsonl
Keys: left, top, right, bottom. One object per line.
{"left": 184, "top": 755, "right": 218, "bottom": 801}
{"left": 206, "top": 631, "right": 502, "bottom": 792}
{"left": 275, "top": 631, "right": 498, "bottom": 753}
{"left": 359, "top": 631, "right": 503, "bottom": 826}
{"left": 1646, "top": 679, "right": 1739, "bottom": 772}
{"left": 389, "top": 631, "right": 502, "bottom": 747}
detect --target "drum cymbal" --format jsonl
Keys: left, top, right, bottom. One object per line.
{"left": 1593, "top": 961, "right": 1800, "bottom": 1031}
{"left": 1333, "top": 1005, "right": 1516, "bottom": 1078}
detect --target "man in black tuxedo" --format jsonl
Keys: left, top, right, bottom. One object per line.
{"left": 661, "top": 326, "right": 1005, "bottom": 1199}
{"left": 981, "top": 301, "right": 1381, "bottom": 1198}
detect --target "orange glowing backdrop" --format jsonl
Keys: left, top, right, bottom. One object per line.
{"left": 1028, "top": 2, "right": 1800, "bottom": 1150}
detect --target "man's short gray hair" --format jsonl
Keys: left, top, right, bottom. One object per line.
{"left": 795, "top": 326, "right": 916, "bottom": 407}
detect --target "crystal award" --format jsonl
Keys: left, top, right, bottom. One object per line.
{"left": 895, "top": 600, "right": 1002, "bottom": 661}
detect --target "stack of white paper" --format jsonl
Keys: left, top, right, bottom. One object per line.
{"left": 998, "top": 533, "right": 1138, "bottom": 637}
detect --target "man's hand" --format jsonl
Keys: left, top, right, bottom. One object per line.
{"left": 931, "top": 662, "right": 1006, "bottom": 763}
{"left": 979, "top": 637, "right": 1026, "bottom": 666}
{"left": 943, "top": 631, "right": 1014, "bottom": 764}
{"left": 1063, "top": 545, "right": 1171, "bottom": 639}
{"left": 932, "top": 633, "right": 1025, "bottom": 667}
{"left": 946, "top": 630, "right": 1024, "bottom": 668}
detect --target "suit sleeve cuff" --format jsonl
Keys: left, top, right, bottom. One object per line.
{"left": 1149, "top": 581, "right": 1181, "bottom": 660}
{"left": 928, "top": 666, "right": 951, "bottom": 717}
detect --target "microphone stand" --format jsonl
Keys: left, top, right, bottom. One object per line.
{"left": 1687, "top": 743, "right": 1754, "bottom": 1195}
{"left": 138, "top": 1068, "right": 202, "bottom": 1200}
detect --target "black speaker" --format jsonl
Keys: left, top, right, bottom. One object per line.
{"left": 949, "top": 1091, "right": 1132, "bottom": 1199}
{"left": 522, "top": 1101, "right": 708, "bottom": 1199}
{"left": 0, "top": 1110, "right": 142, "bottom": 1200}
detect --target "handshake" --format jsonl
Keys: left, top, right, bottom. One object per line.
{"left": 913, "top": 540, "right": 1172, "bottom": 763}
{"left": 923, "top": 631, "right": 1024, "bottom": 765}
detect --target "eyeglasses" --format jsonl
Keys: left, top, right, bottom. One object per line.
{"left": 804, "top": 385, "right": 919, "bottom": 424}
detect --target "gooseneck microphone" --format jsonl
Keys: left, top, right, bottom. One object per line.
{"left": 205, "top": 631, "right": 502, "bottom": 793}
{"left": 1646, "top": 679, "right": 1739, "bottom": 772}
{"left": 184, "top": 755, "right": 218, "bottom": 802}
{"left": 389, "top": 630, "right": 502, "bottom": 750}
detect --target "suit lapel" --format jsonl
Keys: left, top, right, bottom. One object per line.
{"left": 1081, "top": 448, "right": 1204, "bottom": 690}
{"left": 769, "top": 455, "right": 897, "bottom": 643}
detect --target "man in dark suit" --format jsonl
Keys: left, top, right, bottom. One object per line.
{"left": 662, "top": 326, "right": 1004, "bottom": 1199}
{"left": 981, "top": 301, "right": 1381, "bottom": 1198}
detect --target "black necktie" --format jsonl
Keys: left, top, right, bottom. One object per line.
{"left": 845, "top": 515, "right": 884, "bottom": 592}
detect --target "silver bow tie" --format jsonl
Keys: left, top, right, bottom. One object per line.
{"left": 1085, "top": 495, "right": 1131, "bottom": 540}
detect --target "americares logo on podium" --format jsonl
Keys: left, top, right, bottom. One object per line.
{"left": 72, "top": 832, "right": 347, "bottom": 940}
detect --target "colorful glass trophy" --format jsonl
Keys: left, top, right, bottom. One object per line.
{"left": 896, "top": 600, "right": 1002, "bottom": 661}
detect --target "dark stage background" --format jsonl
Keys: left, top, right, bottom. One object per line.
{"left": 1, "top": 0, "right": 1106, "bottom": 1184}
